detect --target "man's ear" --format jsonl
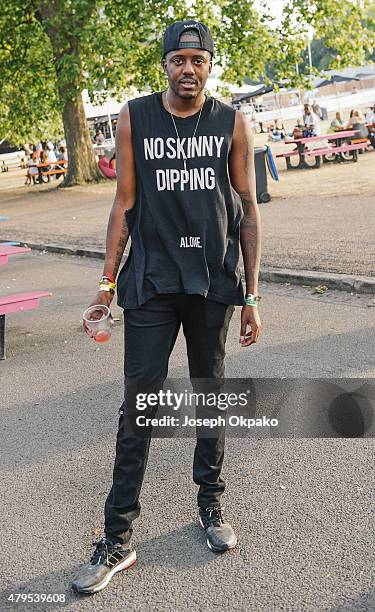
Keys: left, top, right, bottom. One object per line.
{"left": 208, "top": 59, "right": 213, "bottom": 75}
{"left": 161, "top": 58, "right": 167, "bottom": 74}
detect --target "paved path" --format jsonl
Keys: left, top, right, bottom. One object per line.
{"left": 0, "top": 152, "right": 374, "bottom": 277}
{"left": 1, "top": 253, "right": 374, "bottom": 611}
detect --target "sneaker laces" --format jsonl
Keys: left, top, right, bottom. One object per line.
{"left": 90, "top": 537, "right": 113, "bottom": 566}
{"left": 200, "top": 506, "right": 224, "bottom": 528}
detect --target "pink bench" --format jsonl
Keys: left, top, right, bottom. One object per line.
{"left": 276, "top": 141, "right": 367, "bottom": 169}
{"left": 0, "top": 291, "right": 51, "bottom": 359}
{"left": 0, "top": 245, "right": 31, "bottom": 266}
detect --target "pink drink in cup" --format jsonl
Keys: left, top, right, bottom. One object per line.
{"left": 83, "top": 305, "right": 113, "bottom": 343}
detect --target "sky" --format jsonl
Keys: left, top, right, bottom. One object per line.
{"left": 268, "top": 0, "right": 285, "bottom": 21}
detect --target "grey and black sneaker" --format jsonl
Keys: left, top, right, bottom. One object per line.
{"left": 199, "top": 505, "right": 237, "bottom": 553}
{"left": 71, "top": 537, "right": 136, "bottom": 594}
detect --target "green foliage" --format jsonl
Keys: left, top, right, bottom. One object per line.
{"left": 282, "top": 0, "right": 375, "bottom": 72}
{"left": 362, "top": 1, "right": 375, "bottom": 61}
{"left": 0, "top": 2, "right": 62, "bottom": 144}
{"left": 0, "top": 0, "right": 374, "bottom": 146}
{"left": 301, "top": 39, "right": 337, "bottom": 71}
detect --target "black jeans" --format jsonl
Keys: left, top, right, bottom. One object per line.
{"left": 104, "top": 293, "right": 235, "bottom": 545}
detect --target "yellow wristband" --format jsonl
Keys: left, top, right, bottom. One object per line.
{"left": 99, "top": 282, "right": 115, "bottom": 293}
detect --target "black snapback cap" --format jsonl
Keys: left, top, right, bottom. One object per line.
{"left": 162, "top": 20, "right": 214, "bottom": 58}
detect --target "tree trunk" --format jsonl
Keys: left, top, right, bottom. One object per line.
{"left": 34, "top": 5, "right": 102, "bottom": 186}
{"left": 61, "top": 92, "right": 102, "bottom": 186}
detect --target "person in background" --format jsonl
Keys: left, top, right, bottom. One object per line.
{"left": 35, "top": 149, "right": 51, "bottom": 182}
{"left": 302, "top": 103, "right": 321, "bottom": 137}
{"left": 46, "top": 142, "right": 57, "bottom": 163}
{"left": 25, "top": 151, "right": 39, "bottom": 185}
{"left": 268, "top": 119, "right": 285, "bottom": 141}
{"left": 274, "top": 118, "right": 286, "bottom": 140}
{"left": 95, "top": 129, "right": 105, "bottom": 144}
{"left": 329, "top": 111, "right": 345, "bottom": 132}
{"left": 39, "top": 149, "right": 49, "bottom": 164}
{"left": 24, "top": 143, "right": 32, "bottom": 159}
{"left": 98, "top": 149, "right": 117, "bottom": 179}
{"left": 365, "top": 105, "right": 375, "bottom": 125}
{"left": 56, "top": 146, "right": 68, "bottom": 172}
{"left": 312, "top": 99, "right": 321, "bottom": 119}
{"left": 109, "top": 152, "right": 116, "bottom": 171}
{"left": 366, "top": 105, "right": 375, "bottom": 148}
{"left": 248, "top": 112, "right": 258, "bottom": 133}
{"left": 267, "top": 121, "right": 275, "bottom": 140}
{"left": 347, "top": 109, "right": 369, "bottom": 141}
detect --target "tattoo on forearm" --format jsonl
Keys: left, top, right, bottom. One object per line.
{"left": 238, "top": 190, "right": 261, "bottom": 288}
{"left": 113, "top": 214, "right": 129, "bottom": 277}
{"left": 242, "top": 147, "right": 250, "bottom": 174}
{"left": 238, "top": 191, "right": 255, "bottom": 223}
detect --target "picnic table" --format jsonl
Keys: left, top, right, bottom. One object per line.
{"left": 0, "top": 245, "right": 31, "bottom": 266}
{"left": 35, "top": 160, "right": 68, "bottom": 183}
{"left": 278, "top": 130, "right": 367, "bottom": 170}
{"left": 0, "top": 245, "right": 51, "bottom": 358}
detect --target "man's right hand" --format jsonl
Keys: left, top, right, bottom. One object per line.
{"left": 83, "top": 291, "right": 114, "bottom": 336}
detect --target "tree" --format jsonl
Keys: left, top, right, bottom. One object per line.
{"left": 299, "top": 39, "right": 337, "bottom": 72}
{"left": 0, "top": 0, "right": 374, "bottom": 185}
{"left": 279, "top": 0, "right": 375, "bottom": 75}
{"left": 0, "top": 8, "right": 63, "bottom": 145}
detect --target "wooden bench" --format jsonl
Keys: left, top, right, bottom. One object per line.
{"left": 277, "top": 141, "right": 367, "bottom": 169}
{"left": 0, "top": 291, "right": 51, "bottom": 359}
{"left": 42, "top": 168, "right": 68, "bottom": 178}
{"left": 35, "top": 161, "right": 68, "bottom": 183}
{"left": 350, "top": 137, "right": 372, "bottom": 152}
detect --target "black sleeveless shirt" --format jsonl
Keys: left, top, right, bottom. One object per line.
{"left": 117, "top": 92, "right": 245, "bottom": 309}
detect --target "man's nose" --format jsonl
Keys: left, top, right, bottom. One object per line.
{"left": 182, "top": 60, "right": 195, "bottom": 75}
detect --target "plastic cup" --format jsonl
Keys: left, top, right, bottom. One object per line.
{"left": 83, "top": 305, "right": 113, "bottom": 343}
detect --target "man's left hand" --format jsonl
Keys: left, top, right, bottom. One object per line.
{"left": 239, "top": 306, "right": 262, "bottom": 347}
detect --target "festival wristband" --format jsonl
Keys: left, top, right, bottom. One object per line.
{"left": 99, "top": 276, "right": 116, "bottom": 289}
{"left": 99, "top": 282, "right": 115, "bottom": 293}
{"left": 102, "top": 272, "right": 116, "bottom": 283}
{"left": 245, "top": 294, "right": 261, "bottom": 307}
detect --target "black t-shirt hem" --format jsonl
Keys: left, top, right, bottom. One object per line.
{"left": 118, "top": 287, "right": 245, "bottom": 309}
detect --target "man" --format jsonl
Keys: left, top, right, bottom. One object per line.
{"left": 72, "top": 20, "right": 261, "bottom": 594}
{"left": 302, "top": 102, "right": 321, "bottom": 137}
{"left": 329, "top": 111, "right": 345, "bottom": 132}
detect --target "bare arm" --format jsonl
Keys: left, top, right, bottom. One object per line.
{"left": 103, "top": 103, "right": 136, "bottom": 279}
{"left": 229, "top": 111, "right": 261, "bottom": 296}
{"left": 83, "top": 104, "right": 136, "bottom": 333}
{"left": 228, "top": 111, "right": 262, "bottom": 347}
